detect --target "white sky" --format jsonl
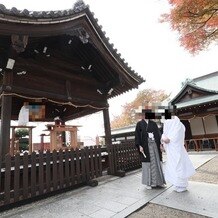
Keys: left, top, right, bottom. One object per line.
{"left": 2, "top": 0, "right": 218, "bottom": 143}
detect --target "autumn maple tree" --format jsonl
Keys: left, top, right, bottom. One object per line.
{"left": 161, "top": 0, "right": 218, "bottom": 54}
{"left": 111, "top": 89, "right": 169, "bottom": 129}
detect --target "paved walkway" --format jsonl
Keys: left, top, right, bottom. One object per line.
{"left": 0, "top": 152, "right": 217, "bottom": 218}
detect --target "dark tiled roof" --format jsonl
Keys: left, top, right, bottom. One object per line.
{"left": 0, "top": 1, "right": 86, "bottom": 18}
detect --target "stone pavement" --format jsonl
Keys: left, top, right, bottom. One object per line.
{"left": 0, "top": 152, "right": 217, "bottom": 218}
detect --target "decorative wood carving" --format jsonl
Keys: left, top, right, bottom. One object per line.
{"left": 69, "top": 27, "right": 90, "bottom": 44}
{"left": 11, "top": 35, "right": 28, "bottom": 53}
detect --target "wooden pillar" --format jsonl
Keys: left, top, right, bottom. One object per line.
{"left": 96, "top": 135, "right": 99, "bottom": 145}
{"left": 28, "top": 128, "right": 33, "bottom": 154}
{"left": 61, "top": 120, "right": 66, "bottom": 146}
{"left": 0, "top": 70, "right": 13, "bottom": 158}
{"left": 0, "top": 36, "right": 28, "bottom": 158}
{"left": 50, "top": 129, "right": 56, "bottom": 151}
{"left": 10, "top": 127, "right": 16, "bottom": 156}
{"left": 70, "top": 130, "right": 77, "bottom": 149}
{"left": 40, "top": 134, "right": 45, "bottom": 151}
{"left": 103, "top": 108, "right": 112, "bottom": 146}
{"left": 103, "top": 107, "right": 114, "bottom": 175}
{"left": 202, "top": 117, "right": 207, "bottom": 137}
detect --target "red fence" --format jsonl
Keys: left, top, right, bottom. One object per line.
{"left": 185, "top": 137, "right": 218, "bottom": 151}
{"left": 0, "top": 146, "right": 102, "bottom": 207}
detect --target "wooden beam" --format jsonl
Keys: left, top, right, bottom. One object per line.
{"left": 7, "top": 85, "right": 107, "bottom": 107}
{"left": 15, "top": 59, "right": 101, "bottom": 86}
{"left": 63, "top": 108, "right": 101, "bottom": 121}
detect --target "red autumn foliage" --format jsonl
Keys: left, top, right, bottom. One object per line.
{"left": 161, "top": 0, "right": 218, "bottom": 54}
{"left": 111, "top": 89, "right": 169, "bottom": 129}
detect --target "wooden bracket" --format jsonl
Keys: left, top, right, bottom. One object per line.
{"left": 11, "top": 35, "right": 28, "bottom": 53}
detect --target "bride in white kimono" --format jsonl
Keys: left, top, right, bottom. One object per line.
{"left": 161, "top": 115, "right": 195, "bottom": 192}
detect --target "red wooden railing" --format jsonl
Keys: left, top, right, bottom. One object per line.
{"left": 185, "top": 137, "right": 218, "bottom": 151}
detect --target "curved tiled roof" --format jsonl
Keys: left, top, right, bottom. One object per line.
{"left": 170, "top": 80, "right": 218, "bottom": 104}
{"left": 0, "top": 0, "right": 145, "bottom": 85}
{"left": 0, "top": 1, "right": 86, "bottom": 19}
{"left": 185, "top": 82, "right": 218, "bottom": 94}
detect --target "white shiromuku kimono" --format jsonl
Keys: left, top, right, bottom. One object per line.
{"left": 162, "top": 116, "right": 195, "bottom": 191}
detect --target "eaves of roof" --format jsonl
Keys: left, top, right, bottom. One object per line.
{"left": 175, "top": 94, "right": 218, "bottom": 109}
{"left": 111, "top": 124, "right": 136, "bottom": 135}
{"left": 0, "top": 1, "right": 145, "bottom": 86}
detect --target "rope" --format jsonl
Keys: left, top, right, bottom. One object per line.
{"left": 0, "top": 93, "right": 108, "bottom": 110}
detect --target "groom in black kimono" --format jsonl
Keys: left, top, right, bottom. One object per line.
{"left": 135, "top": 109, "right": 165, "bottom": 189}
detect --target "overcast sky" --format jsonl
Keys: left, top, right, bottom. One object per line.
{"left": 2, "top": 0, "right": 218, "bottom": 142}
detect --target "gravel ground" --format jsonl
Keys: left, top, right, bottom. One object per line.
{"left": 128, "top": 154, "right": 218, "bottom": 218}
{"left": 189, "top": 155, "right": 218, "bottom": 185}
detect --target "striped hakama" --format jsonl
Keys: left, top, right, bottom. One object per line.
{"left": 142, "top": 138, "right": 165, "bottom": 186}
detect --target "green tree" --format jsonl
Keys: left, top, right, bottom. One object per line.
{"left": 111, "top": 89, "right": 170, "bottom": 129}
{"left": 15, "top": 128, "right": 29, "bottom": 138}
{"left": 15, "top": 128, "right": 29, "bottom": 151}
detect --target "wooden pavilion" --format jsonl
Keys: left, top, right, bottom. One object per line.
{"left": 0, "top": 1, "right": 144, "bottom": 157}
{"left": 171, "top": 71, "right": 218, "bottom": 150}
